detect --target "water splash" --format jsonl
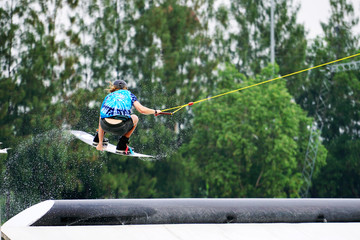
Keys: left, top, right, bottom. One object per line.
{"left": 1, "top": 128, "right": 104, "bottom": 222}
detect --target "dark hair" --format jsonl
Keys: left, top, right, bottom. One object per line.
{"left": 107, "top": 80, "right": 128, "bottom": 93}
{"left": 114, "top": 80, "right": 127, "bottom": 89}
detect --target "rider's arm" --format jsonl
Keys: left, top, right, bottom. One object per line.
{"left": 133, "top": 101, "right": 161, "bottom": 115}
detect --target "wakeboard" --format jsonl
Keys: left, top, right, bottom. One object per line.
{"left": 70, "top": 130, "right": 154, "bottom": 158}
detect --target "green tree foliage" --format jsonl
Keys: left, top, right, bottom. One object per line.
{"left": 228, "top": 0, "right": 307, "bottom": 81}
{"left": 297, "top": 0, "right": 360, "bottom": 197}
{"left": 100, "top": 158, "right": 157, "bottom": 198}
{"left": 0, "top": 0, "right": 98, "bottom": 219}
{"left": 0, "top": 0, "right": 82, "bottom": 136}
{"left": 120, "top": 0, "right": 219, "bottom": 197}
{"left": 1, "top": 0, "right": 360, "bottom": 223}
{"left": 130, "top": 0, "right": 218, "bottom": 125}
{"left": 0, "top": 1, "right": 23, "bottom": 145}
{"left": 180, "top": 64, "right": 326, "bottom": 198}
{"left": 79, "top": 0, "right": 130, "bottom": 87}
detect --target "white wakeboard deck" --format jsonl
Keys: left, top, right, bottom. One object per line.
{"left": 70, "top": 130, "right": 154, "bottom": 158}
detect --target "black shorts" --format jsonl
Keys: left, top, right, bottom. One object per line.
{"left": 100, "top": 117, "right": 134, "bottom": 137}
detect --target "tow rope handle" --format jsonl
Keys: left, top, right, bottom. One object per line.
{"left": 155, "top": 112, "right": 173, "bottom": 116}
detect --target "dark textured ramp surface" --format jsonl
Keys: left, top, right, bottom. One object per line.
{"left": 31, "top": 199, "right": 360, "bottom": 226}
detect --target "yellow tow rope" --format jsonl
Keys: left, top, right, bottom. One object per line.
{"left": 161, "top": 52, "right": 360, "bottom": 115}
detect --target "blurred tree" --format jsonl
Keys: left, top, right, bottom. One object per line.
{"left": 296, "top": 0, "right": 360, "bottom": 197}
{"left": 79, "top": 0, "right": 130, "bottom": 88}
{"left": 180, "top": 64, "right": 326, "bottom": 198}
{"left": 0, "top": 0, "right": 82, "bottom": 136}
{"left": 227, "top": 0, "right": 307, "bottom": 95}
{"left": 100, "top": 157, "right": 158, "bottom": 198}
{"left": 2, "top": 0, "right": 358, "bottom": 213}
{"left": 130, "top": 0, "right": 217, "bottom": 127}
{"left": 206, "top": 0, "right": 312, "bottom": 135}
{"left": 0, "top": 0, "right": 24, "bottom": 146}
{"left": 0, "top": 0, "right": 101, "bottom": 220}
{"left": 119, "top": 0, "right": 218, "bottom": 197}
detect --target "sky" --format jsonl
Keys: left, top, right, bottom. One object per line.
{"left": 213, "top": 0, "right": 360, "bottom": 39}
{"left": 296, "top": 0, "right": 360, "bottom": 39}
